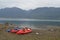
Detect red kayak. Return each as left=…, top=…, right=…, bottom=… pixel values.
left=16, top=29, right=25, bottom=34
left=25, top=28, right=32, bottom=33
left=16, top=28, right=32, bottom=34
left=11, top=29, right=18, bottom=33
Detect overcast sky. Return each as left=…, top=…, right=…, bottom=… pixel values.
left=0, top=0, right=60, bottom=10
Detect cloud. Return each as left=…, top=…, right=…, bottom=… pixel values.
left=0, top=0, right=60, bottom=10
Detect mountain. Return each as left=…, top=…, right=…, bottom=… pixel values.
left=0, top=7, right=27, bottom=18
left=0, top=7, right=60, bottom=19
left=28, top=7, right=60, bottom=19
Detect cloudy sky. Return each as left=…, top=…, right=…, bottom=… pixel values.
left=0, top=0, right=60, bottom=10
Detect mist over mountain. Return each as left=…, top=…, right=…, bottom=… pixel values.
left=0, top=7, right=60, bottom=19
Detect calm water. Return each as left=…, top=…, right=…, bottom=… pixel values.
left=0, top=19, right=60, bottom=28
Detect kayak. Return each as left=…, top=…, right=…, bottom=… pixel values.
left=16, top=29, right=26, bottom=34
left=16, top=29, right=32, bottom=34
left=11, top=29, right=18, bottom=33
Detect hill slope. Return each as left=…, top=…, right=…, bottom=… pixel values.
left=0, top=7, right=60, bottom=19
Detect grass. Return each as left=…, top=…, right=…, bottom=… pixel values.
left=0, top=26, right=60, bottom=40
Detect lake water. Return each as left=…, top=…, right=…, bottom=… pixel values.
left=0, top=19, right=60, bottom=28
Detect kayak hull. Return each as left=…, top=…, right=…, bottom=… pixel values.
left=11, top=29, right=18, bottom=33
left=16, top=29, right=32, bottom=34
